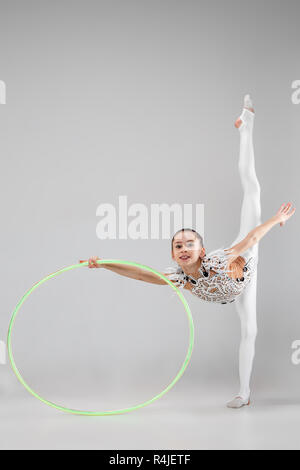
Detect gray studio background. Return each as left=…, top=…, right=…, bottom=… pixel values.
left=0, top=0, right=299, bottom=450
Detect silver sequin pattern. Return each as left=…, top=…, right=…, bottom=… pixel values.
left=164, top=247, right=258, bottom=304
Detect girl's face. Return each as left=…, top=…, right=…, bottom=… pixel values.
left=172, top=231, right=205, bottom=269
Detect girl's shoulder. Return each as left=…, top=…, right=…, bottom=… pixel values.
left=164, top=266, right=187, bottom=289
left=204, top=246, right=258, bottom=277
left=202, top=247, right=233, bottom=274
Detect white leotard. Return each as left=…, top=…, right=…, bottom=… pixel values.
left=165, top=247, right=258, bottom=304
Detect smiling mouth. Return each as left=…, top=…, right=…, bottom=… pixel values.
left=180, top=256, right=190, bottom=260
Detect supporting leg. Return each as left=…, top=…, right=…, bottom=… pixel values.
left=236, top=268, right=258, bottom=400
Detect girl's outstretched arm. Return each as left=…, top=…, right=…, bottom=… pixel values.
left=80, top=256, right=167, bottom=285
left=225, top=202, right=296, bottom=262
left=248, top=202, right=296, bottom=242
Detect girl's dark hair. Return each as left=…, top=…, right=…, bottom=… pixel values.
left=171, top=228, right=204, bottom=251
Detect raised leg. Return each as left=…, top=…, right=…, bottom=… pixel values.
left=231, top=107, right=262, bottom=247
left=227, top=97, right=261, bottom=409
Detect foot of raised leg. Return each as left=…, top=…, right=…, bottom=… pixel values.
left=235, top=94, right=255, bottom=129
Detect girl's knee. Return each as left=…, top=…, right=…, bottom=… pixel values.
left=242, top=325, right=257, bottom=341
left=242, top=178, right=261, bottom=196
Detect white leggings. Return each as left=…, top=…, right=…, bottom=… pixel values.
left=230, top=109, right=261, bottom=400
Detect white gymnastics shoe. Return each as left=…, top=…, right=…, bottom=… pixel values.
left=235, top=94, right=255, bottom=130
left=226, top=395, right=251, bottom=409
left=243, top=93, right=254, bottom=111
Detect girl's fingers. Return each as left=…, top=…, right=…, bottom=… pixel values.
left=84, top=256, right=100, bottom=268
left=91, top=257, right=100, bottom=268
left=87, top=257, right=97, bottom=268
left=288, top=207, right=296, bottom=217
left=283, top=202, right=292, bottom=213
left=279, top=203, right=285, bottom=212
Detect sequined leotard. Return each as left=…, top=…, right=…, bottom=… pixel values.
left=164, top=247, right=258, bottom=304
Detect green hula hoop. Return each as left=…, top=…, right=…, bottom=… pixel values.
left=7, top=259, right=194, bottom=416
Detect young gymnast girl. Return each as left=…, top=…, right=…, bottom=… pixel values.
left=83, top=95, right=295, bottom=409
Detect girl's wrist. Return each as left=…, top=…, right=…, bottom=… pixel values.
left=271, top=215, right=281, bottom=225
